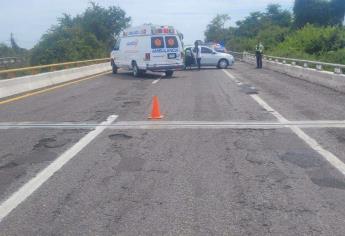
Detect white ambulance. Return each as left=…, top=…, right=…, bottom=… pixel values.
left=110, top=24, right=184, bottom=77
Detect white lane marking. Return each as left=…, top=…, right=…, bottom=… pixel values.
left=152, top=79, right=161, bottom=84
left=0, top=115, right=118, bottom=222
left=290, top=126, right=345, bottom=175
left=223, top=69, right=243, bottom=85
left=251, top=94, right=289, bottom=123
left=1, top=120, right=345, bottom=129
left=223, top=70, right=345, bottom=176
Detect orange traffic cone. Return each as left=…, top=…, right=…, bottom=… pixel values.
left=149, top=96, right=164, bottom=119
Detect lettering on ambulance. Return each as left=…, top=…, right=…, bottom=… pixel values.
left=126, top=39, right=139, bottom=47
left=127, top=29, right=147, bottom=36
left=167, top=48, right=178, bottom=53
left=151, top=37, right=165, bottom=54
left=152, top=48, right=167, bottom=53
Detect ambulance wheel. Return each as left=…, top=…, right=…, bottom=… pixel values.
left=166, top=70, right=174, bottom=78
left=133, top=63, right=140, bottom=77
left=111, top=60, right=118, bottom=74
left=132, top=62, right=145, bottom=77
left=112, top=64, right=118, bottom=74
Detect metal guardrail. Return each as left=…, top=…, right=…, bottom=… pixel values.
left=242, top=52, right=344, bottom=74
left=0, top=57, right=25, bottom=68
left=228, top=51, right=244, bottom=61
left=0, top=57, right=27, bottom=70
left=0, top=58, right=110, bottom=79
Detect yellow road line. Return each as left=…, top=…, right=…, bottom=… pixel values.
left=0, top=71, right=111, bottom=105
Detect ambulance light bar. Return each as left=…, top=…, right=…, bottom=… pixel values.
left=152, top=26, right=176, bottom=35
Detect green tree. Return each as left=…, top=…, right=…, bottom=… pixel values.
left=293, top=0, right=345, bottom=27
left=0, top=34, right=28, bottom=59
left=329, top=0, right=345, bottom=25
left=205, top=14, right=231, bottom=42
left=10, top=33, right=20, bottom=52
left=77, top=2, right=131, bottom=49
left=257, top=25, right=290, bottom=51
left=264, top=4, right=292, bottom=27
left=31, top=26, right=104, bottom=65
left=236, top=12, right=265, bottom=38
left=0, top=43, right=15, bottom=58
left=294, top=0, right=332, bottom=28
left=30, top=2, right=131, bottom=65
left=216, top=4, right=292, bottom=51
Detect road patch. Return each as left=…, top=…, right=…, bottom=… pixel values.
left=223, top=69, right=345, bottom=176
left=0, top=115, right=118, bottom=222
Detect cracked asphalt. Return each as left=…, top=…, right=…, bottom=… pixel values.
left=0, top=62, right=345, bottom=235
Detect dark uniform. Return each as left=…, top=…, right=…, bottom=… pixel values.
left=185, top=48, right=194, bottom=69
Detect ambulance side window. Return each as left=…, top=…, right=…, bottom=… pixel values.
left=151, top=37, right=165, bottom=49
left=113, top=39, right=121, bottom=51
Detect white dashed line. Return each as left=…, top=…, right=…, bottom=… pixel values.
left=223, top=69, right=345, bottom=176
left=0, top=115, right=118, bottom=222
left=152, top=79, right=161, bottom=84
left=223, top=69, right=243, bottom=85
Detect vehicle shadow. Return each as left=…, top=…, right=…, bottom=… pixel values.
left=113, top=67, right=233, bottom=80
left=115, top=71, right=165, bottom=80
left=183, top=66, right=233, bottom=71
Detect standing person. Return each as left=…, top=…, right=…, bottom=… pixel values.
left=194, top=41, right=202, bottom=70
left=255, top=41, right=264, bottom=69
left=184, top=48, right=194, bottom=70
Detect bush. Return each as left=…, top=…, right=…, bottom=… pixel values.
left=269, top=24, right=345, bottom=64
left=257, top=25, right=290, bottom=51
left=31, top=27, right=105, bottom=65
left=323, top=48, right=345, bottom=64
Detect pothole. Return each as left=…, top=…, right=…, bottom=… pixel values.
left=279, top=151, right=323, bottom=168
left=240, top=84, right=258, bottom=95
left=0, top=161, right=19, bottom=170
left=121, top=101, right=141, bottom=108
left=108, top=133, right=133, bottom=141
left=327, top=129, right=345, bottom=143
left=116, top=157, right=145, bottom=172
left=311, top=177, right=345, bottom=190
left=33, top=137, right=71, bottom=150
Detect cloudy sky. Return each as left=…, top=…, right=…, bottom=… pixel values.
left=0, top=0, right=294, bottom=49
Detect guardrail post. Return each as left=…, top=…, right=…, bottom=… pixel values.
left=7, top=72, right=16, bottom=79
left=292, top=61, right=296, bottom=65
left=316, top=64, right=322, bottom=71
left=31, top=69, right=38, bottom=75
left=282, top=60, right=286, bottom=64
left=303, top=63, right=308, bottom=68
left=334, top=68, right=343, bottom=74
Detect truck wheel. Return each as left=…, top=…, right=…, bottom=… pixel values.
left=218, top=59, right=229, bottom=69
left=166, top=70, right=174, bottom=78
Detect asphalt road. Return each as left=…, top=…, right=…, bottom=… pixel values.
left=0, top=62, right=345, bottom=235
